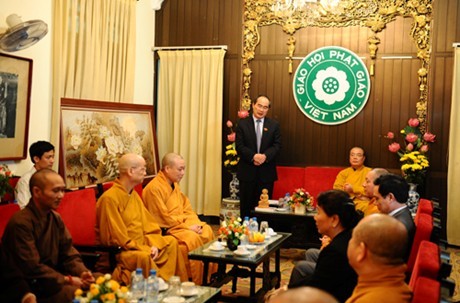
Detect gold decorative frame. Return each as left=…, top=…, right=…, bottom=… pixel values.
left=0, top=53, right=32, bottom=160
left=60, top=98, right=159, bottom=188
left=242, top=0, right=432, bottom=131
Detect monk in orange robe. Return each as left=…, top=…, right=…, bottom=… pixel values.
left=96, top=153, right=187, bottom=285
left=333, top=147, right=372, bottom=213
left=143, top=153, right=215, bottom=284
left=362, top=168, right=389, bottom=216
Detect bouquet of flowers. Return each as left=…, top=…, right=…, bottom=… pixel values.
left=218, top=216, right=247, bottom=246
left=223, top=111, right=249, bottom=175
left=224, top=120, right=240, bottom=174
left=0, top=164, right=13, bottom=199
left=287, top=188, right=313, bottom=208
left=385, top=117, right=436, bottom=186
left=74, top=274, right=129, bottom=303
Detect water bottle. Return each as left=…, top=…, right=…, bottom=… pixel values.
left=284, top=193, right=290, bottom=204
left=250, top=217, right=259, bottom=233
left=241, top=216, right=250, bottom=245
left=146, top=269, right=159, bottom=303
left=243, top=216, right=250, bottom=228
left=131, top=268, right=145, bottom=301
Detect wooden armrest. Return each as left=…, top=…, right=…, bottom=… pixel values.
left=75, top=245, right=122, bottom=272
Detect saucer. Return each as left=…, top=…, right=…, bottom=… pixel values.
left=163, top=296, right=186, bottom=303
left=180, top=288, right=199, bottom=297
left=245, top=244, right=256, bottom=250
left=233, top=249, right=251, bottom=256
left=209, top=245, right=224, bottom=251
left=158, top=278, right=168, bottom=291
left=275, top=208, right=288, bottom=212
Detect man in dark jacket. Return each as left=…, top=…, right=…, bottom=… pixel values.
left=236, top=95, right=281, bottom=218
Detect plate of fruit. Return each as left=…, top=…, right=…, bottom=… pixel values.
left=248, top=231, right=266, bottom=244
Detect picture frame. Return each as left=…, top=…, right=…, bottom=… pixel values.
left=60, top=98, right=159, bottom=188
left=0, top=53, right=32, bottom=160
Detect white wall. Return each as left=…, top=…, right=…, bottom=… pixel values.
left=0, top=0, right=155, bottom=177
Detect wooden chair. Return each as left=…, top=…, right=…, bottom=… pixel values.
left=56, top=188, right=120, bottom=271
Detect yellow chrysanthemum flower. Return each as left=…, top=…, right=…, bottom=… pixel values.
left=74, top=288, right=83, bottom=297
left=96, top=276, right=105, bottom=285
left=90, top=287, right=100, bottom=296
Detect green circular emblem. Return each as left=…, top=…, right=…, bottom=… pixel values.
left=293, top=46, right=371, bottom=125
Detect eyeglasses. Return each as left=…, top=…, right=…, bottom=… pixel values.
left=255, top=104, right=269, bottom=110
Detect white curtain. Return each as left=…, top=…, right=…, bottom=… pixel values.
left=447, top=45, right=460, bottom=245
left=157, top=49, right=226, bottom=216
left=51, top=0, right=136, bottom=161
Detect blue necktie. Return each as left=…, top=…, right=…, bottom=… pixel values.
left=256, top=119, right=262, bottom=153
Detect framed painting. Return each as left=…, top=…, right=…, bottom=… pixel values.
left=60, top=98, right=159, bottom=188
left=0, top=53, right=32, bottom=160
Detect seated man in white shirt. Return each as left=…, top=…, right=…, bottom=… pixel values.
left=15, top=141, right=55, bottom=209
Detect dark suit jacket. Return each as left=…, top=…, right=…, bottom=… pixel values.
left=235, top=116, right=281, bottom=182
left=392, top=206, right=415, bottom=259
left=290, top=229, right=358, bottom=303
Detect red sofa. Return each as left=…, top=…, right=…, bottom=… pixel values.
left=272, top=166, right=344, bottom=201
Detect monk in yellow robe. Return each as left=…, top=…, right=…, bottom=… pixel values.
left=333, top=147, right=372, bottom=213
left=143, top=153, right=215, bottom=285
left=362, top=168, right=389, bottom=216
left=96, top=153, right=188, bottom=285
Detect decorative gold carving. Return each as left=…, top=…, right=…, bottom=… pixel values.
left=241, top=0, right=433, bottom=129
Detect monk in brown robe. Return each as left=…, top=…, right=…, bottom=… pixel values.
left=2, top=169, right=95, bottom=303
left=96, top=153, right=187, bottom=285
left=143, top=153, right=215, bottom=284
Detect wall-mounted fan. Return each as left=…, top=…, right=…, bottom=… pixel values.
left=0, top=14, right=48, bottom=52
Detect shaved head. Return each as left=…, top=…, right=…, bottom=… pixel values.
left=268, top=287, right=338, bottom=303
left=118, top=153, right=145, bottom=175
left=29, top=168, right=62, bottom=193
left=352, top=214, right=407, bottom=265
left=161, top=152, right=183, bottom=169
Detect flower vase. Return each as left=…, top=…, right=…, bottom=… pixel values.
left=294, top=204, right=306, bottom=214
left=227, top=237, right=240, bottom=251
left=229, top=173, right=240, bottom=200
left=407, top=183, right=420, bottom=216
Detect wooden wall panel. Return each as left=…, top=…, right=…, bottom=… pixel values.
left=154, top=0, right=460, bottom=237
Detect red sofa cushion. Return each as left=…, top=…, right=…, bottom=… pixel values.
left=409, top=240, right=440, bottom=289
left=407, top=213, right=433, bottom=273
left=411, top=276, right=440, bottom=303
left=304, top=166, right=343, bottom=200
left=272, top=166, right=305, bottom=200
left=57, top=188, right=97, bottom=246
left=0, top=203, right=20, bottom=241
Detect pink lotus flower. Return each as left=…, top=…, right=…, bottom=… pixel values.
left=420, top=145, right=429, bottom=152
left=405, top=133, right=418, bottom=143
left=406, top=143, right=414, bottom=151
left=423, top=132, right=436, bottom=142
left=227, top=132, right=236, bottom=142
left=408, top=118, right=420, bottom=127
left=386, top=131, right=395, bottom=139
left=238, top=110, right=249, bottom=118
left=226, top=120, right=233, bottom=128
left=388, top=142, right=401, bottom=153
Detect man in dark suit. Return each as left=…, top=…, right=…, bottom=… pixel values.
left=236, top=95, right=281, bottom=218
left=373, top=174, right=415, bottom=260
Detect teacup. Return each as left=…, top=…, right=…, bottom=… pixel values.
left=235, top=245, right=248, bottom=254
left=211, top=241, right=224, bottom=250
left=181, top=281, right=196, bottom=296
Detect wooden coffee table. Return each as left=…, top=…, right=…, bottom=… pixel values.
left=252, top=208, right=321, bottom=249
left=188, top=232, right=291, bottom=302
